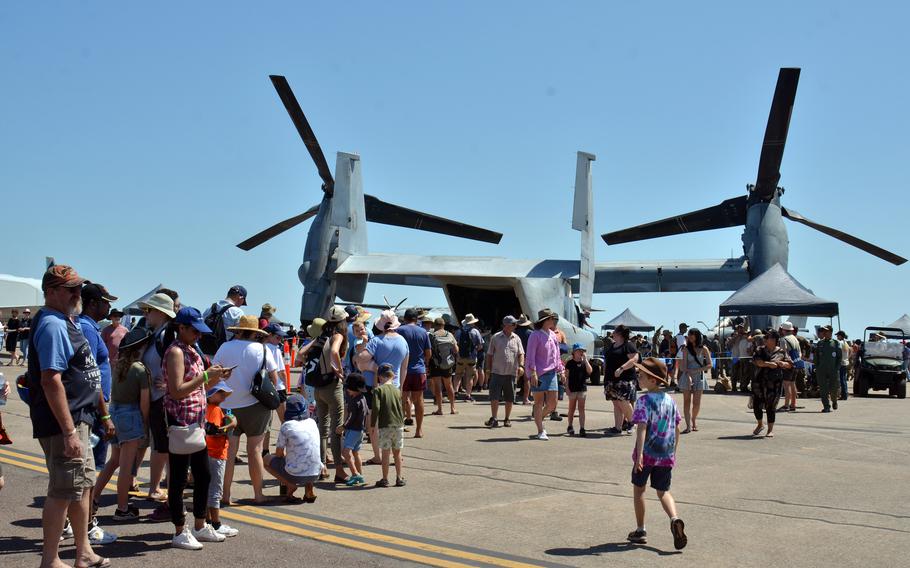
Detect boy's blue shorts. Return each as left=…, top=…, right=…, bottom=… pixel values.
left=631, top=465, right=672, bottom=491
left=343, top=429, right=363, bottom=451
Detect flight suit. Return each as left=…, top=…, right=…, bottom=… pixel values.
left=815, top=338, right=842, bottom=409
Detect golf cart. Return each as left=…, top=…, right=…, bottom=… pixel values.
left=854, top=327, right=907, bottom=398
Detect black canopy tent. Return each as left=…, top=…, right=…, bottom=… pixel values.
left=719, top=264, right=839, bottom=318
left=601, top=308, right=655, bottom=332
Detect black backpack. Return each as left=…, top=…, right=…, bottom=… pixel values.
left=457, top=327, right=475, bottom=359
left=431, top=331, right=457, bottom=371
left=199, top=303, right=233, bottom=356
left=303, top=335, right=333, bottom=388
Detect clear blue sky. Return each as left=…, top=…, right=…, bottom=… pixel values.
left=2, top=1, right=907, bottom=336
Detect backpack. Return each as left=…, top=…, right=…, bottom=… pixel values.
left=199, top=303, right=233, bottom=356
left=303, top=335, right=333, bottom=388
left=431, top=331, right=457, bottom=371
left=457, top=327, right=475, bottom=360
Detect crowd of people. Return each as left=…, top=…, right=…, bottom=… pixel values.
left=9, top=265, right=906, bottom=563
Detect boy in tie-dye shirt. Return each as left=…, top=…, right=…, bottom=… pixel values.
left=627, top=357, right=687, bottom=551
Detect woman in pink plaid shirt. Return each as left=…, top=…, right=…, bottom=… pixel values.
left=164, top=307, right=233, bottom=551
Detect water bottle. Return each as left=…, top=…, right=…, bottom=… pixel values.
left=0, top=372, right=7, bottom=406
left=89, top=432, right=100, bottom=448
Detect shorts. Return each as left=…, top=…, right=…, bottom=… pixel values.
left=149, top=397, right=169, bottom=453
left=343, top=429, right=363, bottom=451
left=489, top=373, right=515, bottom=402
left=269, top=456, right=319, bottom=486
left=631, top=465, right=672, bottom=492
left=109, top=402, right=145, bottom=444
left=678, top=372, right=707, bottom=392
left=402, top=372, right=427, bottom=392
left=567, top=391, right=587, bottom=401
left=455, top=358, right=477, bottom=377
left=207, top=456, right=226, bottom=509
left=230, top=403, right=273, bottom=437
left=605, top=380, right=637, bottom=402
left=531, top=370, right=558, bottom=393
left=428, top=364, right=454, bottom=378
left=378, top=426, right=404, bottom=450
left=38, top=423, right=96, bottom=500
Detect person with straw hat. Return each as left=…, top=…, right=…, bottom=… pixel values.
left=313, top=305, right=350, bottom=483
left=213, top=315, right=280, bottom=505
left=526, top=309, right=565, bottom=441
left=627, top=357, right=687, bottom=551
left=453, top=313, right=484, bottom=402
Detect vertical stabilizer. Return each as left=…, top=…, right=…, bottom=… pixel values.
left=573, top=151, right=596, bottom=311
left=332, top=152, right=368, bottom=258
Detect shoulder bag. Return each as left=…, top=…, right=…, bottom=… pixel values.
left=251, top=344, right=281, bottom=410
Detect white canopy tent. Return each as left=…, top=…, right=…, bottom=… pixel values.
left=0, top=273, right=43, bottom=310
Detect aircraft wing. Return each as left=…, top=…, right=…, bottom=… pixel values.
left=335, top=254, right=749, bottom=292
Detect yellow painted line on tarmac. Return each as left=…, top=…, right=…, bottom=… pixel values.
left=0, top=451, right=555, bottom=568
left=218, top=508, right=475, bottom=568
left=231, top=504, right=543, bottom=568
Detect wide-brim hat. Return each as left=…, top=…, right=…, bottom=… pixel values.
left=536, top=308, right=559, bottom=324
left=108, top=308, right=125, bottom=318
left=120, top=327, right=153, bottom=351
left=633, top=357, right=669, bottom=386
left=378, top=309, right=401, bottom=331
left=138, top=293, right=176, bottom=319
left=779, top=321, right=795, bottom=331
left=227, top=315, right=267, bottom=336
left=306, top=318, right=326, bottom=338
left=261, top=303, right=277, bottom=315
left=461, top=313, right=479, bottom=326
left=285, top=394, right=309, bottom=420
left=516, top=314, right=532, bottom=327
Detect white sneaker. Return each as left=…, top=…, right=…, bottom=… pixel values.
left=60, top=520, right=74, bottom=541
left=537, top=430, right=549, bottom=440
left=215, top=524, right=239, bottom=537
left=172, top=527, right=203, bottom=550
left=88, top=525, right=118, bottom=545
left=192, top=524, right=226, bottom=543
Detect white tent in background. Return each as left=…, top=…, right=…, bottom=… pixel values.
left=886, top=314, right=910, bottom=337
left=121, top=284, right=164, bottom=316
left=0, top=274, right=43, bottom=309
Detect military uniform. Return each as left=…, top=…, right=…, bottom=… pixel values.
left=815, top=337, right=842, bottom=410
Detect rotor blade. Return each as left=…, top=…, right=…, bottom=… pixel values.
left=781, top=207, right=907, bottom=265
left=269, top=75, right=334, bottom=194
left=602, top=196, right=747, bottom=245
left=753, top=68, right=800, bottom=199
left=236, top=204, right=321, bottom=251
left=363, top=194, right=503, bottom=244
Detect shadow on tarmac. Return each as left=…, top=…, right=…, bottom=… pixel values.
left=545, top=542, right=681, bottom=557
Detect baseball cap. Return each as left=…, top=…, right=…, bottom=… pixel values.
left=174, top=306, right=212, bottom=334
left=81, top=282, right=118, bottom=304
left=206, top=383, right=234, bottom=398
left=344, top=305, right=360, bottom=322
left=502, top=315, right=518, bottom=326
left=228, top=285, right=248, bottom=305
left=572, top=342, right=586, bottom=352
left=41, top=264, right=86, bottom=291
left=264, top=322, right=287, bottom=337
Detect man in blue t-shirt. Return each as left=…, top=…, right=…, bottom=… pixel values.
left=397, top=309, right=432, bottom=437
left=28, top=265, right=111, bottom=568
left=79, top=283, right=118, bottom=470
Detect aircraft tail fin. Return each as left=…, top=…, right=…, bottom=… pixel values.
left=573, top=151, right=596, bottom=311
left=331, top=152, right=369, bottom=302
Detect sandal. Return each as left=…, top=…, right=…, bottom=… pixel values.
left=753, top=425, right=765, bottom=437
left=765, top=432, right=775, bottom=438
left=431, top=410, right=444, bottom=416
left=285, top=495, right=304, bottom=504
left=681, top=428, right=691, bottom=434
left=78, top=557, right=112, bottom=568
left=364, top=457, right=382, bottom=466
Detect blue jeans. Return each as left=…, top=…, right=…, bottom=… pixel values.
left=839, top=366, right=848, bottom=399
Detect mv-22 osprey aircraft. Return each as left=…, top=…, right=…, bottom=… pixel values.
left=239, top=69, right=905, bottom=349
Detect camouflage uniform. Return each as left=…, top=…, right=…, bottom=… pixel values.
left=815, top=337, right=842, bottom=410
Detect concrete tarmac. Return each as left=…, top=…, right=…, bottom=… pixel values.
left=1, top=363, right=908, bottom=567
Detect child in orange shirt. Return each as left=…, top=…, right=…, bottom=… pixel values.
left=205, top=384, right=238, bottom=537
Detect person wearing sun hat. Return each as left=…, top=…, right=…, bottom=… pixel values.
left=212, top=314, right=280, bottom=506
left=312, top=305, right=351, bottom=482
left=627, top=357, right=687, bottom=551
left=525, top=308, right=565, bottom=440
left=101, top=308, right=129, bottom=367
left=454, top=313, right=484, bottom=402
left=137, top=291, right=177, bottom=507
